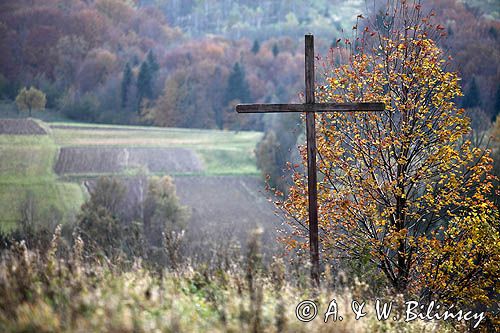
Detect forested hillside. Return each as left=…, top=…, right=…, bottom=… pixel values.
left=1, top=1, right=499, bottom=331
left=150, top=0, right=363, bottom=39
left=0, top=0, right=180, bottom=124
left=1, top=1, right=498, bottom=130
left=0, top=0, right=350, bottom=129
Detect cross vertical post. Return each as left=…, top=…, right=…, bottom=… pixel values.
left=304, top=34, right=320, bottom=287
left=235, top=34, right=384, bottom=288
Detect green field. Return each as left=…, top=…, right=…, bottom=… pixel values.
left=0, top=120, right=263, bottom=231
left=0, top=135, right=84, bottom=230
left=50, top=122, right=262, bottom=176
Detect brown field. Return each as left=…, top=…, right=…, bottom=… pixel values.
left=84, top=175, right=285, bottom=257
left=173, top=175, right=284, bottom=257
left=0, top=119, right=48, bottom=135
left=55, top=147, right=204, bottom=174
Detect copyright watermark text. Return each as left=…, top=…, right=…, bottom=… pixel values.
left=295, top=299, right=486, bottom=329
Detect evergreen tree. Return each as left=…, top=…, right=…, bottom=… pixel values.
left=137, top=61, right=153, bottom=112
left=134, top=51, right=159, bottom=113
left=272, top=43, right=279, bottom=57
left=462, top=77, right=480, bottom=109
left=225, top=62, right=251, bottom=105
left=493, top=84, right=500, bottom=121
left=146, top=50, right=159, bottom=73
left=132, top=55, right=139, bottom=66
left=251, top=40, right=260, bottom=54
left=121, top=62, right=132, bottom=108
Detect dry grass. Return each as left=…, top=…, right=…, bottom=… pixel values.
left=0, top=228, right=459, bottom=333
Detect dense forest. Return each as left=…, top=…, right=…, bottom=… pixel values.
left=1, top=0, right=342, bottom=129
left=1, top=1, right=498, bottom=127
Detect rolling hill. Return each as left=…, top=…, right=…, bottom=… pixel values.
left=0, top=120, right=283, bottom=252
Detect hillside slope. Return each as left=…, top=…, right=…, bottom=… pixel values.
left=0, top=120, right=282, bottom=250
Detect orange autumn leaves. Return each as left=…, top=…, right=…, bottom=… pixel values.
left=278, top=1, right=499, bottom=306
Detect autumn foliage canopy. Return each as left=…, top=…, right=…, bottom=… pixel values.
left=280, top=1, right=499, bottom=309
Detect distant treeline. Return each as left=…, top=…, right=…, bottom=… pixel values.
left=0, top=1, right=497, bottom=130
left=0, top=0, right=346, bottom=130
left=148, top=0, right=357, bottom=40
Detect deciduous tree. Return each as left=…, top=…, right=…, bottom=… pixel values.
left=15, top=86, right=46, bottom=117
left=143, top=175, right=189, bottom=265
left=280, top=1, right=499, bottom=308
left=78, top=176, right=126, bottom=257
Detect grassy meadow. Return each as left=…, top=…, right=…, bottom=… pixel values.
left=0, top=134, right=84, bottom=230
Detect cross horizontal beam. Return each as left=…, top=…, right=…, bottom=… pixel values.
left=236, top=102, right=385, bottom=113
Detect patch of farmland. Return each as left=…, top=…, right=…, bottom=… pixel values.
left=49, top=122, right=261, bottom=175
left=0, top=119, right=48, bottom=135
left=49, top=123, right=262, bottom=149
left=173, top=176, right=285, bottom=257
left=0, top=134, right=84, bottom=229
left=0, top=136, right=57, bottom=180
left=128, top=148, right=203, bottom=172
left=55, top=147, right=204, bottom=174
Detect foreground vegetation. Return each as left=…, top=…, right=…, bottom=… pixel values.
left=0, top=168, right=495, bottom=332
left=0, top=227, right=467, bottom=333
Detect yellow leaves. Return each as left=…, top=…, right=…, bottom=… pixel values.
left=418, top=206, right=500, bottom=306
left=278, top=11, right=497, bottom=306
left=396, top=155, right=408, bottom=166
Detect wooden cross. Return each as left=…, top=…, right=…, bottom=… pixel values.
left=236, top=34, right=384, bottom=287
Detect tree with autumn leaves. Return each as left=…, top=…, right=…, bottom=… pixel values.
left=15, top=87, right=46, bottom=117
left=280, top=0, right=499, bottom=311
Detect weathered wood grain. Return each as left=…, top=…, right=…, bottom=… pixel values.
left=236, top=102, right=385, bottom=113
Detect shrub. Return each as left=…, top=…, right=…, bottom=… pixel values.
left=59, top=90, right=100, bottom=122
left=78, top=176, right=126, bottom=257
left=143, top=176, right=189, bottom=268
